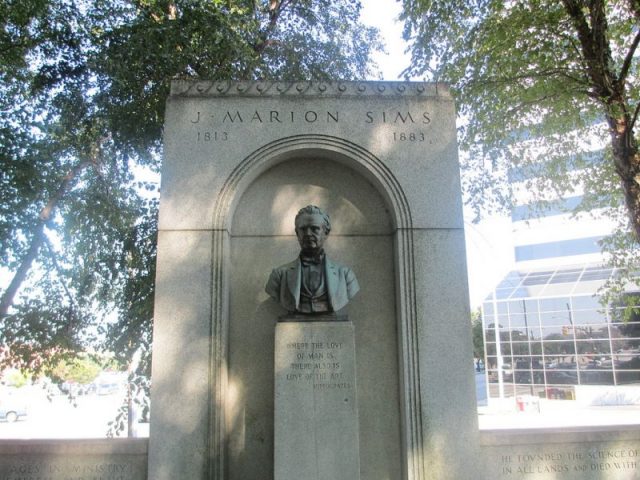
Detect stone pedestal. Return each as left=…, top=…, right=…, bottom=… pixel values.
left=274, top=321, right=360, bottom=480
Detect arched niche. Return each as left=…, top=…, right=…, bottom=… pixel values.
left=209, top=136, right=425, bottom=480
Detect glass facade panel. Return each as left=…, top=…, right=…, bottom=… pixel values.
left=571, top=309, right=606, bottom=325
left=616, top=364, right=640, bottom=384
left=540, top=326, right=569, bottom=338
left=542, top=283, right=575, bottom=296
left=545, top=369, right=579, bottom=385
left=509, top=313, right=539, bottom=328
left=548, top=272, right=581, bottom=284
left=572, top=295, right=601, bottom=310
left=482, top=267, right=640, bottom=397
left=498, top=271, right=525, bottom=288
left=575, top=339, right=612, bottom=355
left=577, top=354, right=614, bottom=368
left=574, top=325, right=609, bottom=339
left=512, top=356, right=544, bottom=368
left=511, top=342, right=534, bottom=355
left=515, top=237, right=603, bottom=262
left=573, top=281, right=605, bottom=295
left=508, top=300, right=526, bottom=315
left=539, top=297, right=571, bottom=312
left=540, top=311, right=571, bottom=326
left=610, top=322, right=640, bottom=338
left=543, top=341, right=576, bottom=355
left=612, top=338, right=640, bottom=352
left=495, top=288, right=513, bottom=299
left=580, top=269, right=613, bottom=281
left=485, top=356, right=498, bottom=368
left=524, top=299, right=539, bottom=314
left=522, top=274, right=552, bottom=286
left=510, top=327, right=541, bottom=342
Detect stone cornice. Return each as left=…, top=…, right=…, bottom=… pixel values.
left=170, top=80, right=449, bottom=98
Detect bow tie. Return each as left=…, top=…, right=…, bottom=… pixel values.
left=300, top=251, right=324, bottom=265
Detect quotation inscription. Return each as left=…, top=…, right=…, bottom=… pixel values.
left=284, top=341, right=352, bottom=390
left=2, top=462, right=132, bottom=480
left=190, top=109, right=434, bottom=145
left=500, top=448, right=638, bottom=476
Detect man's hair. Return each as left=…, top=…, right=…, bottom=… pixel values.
left=294, top=205, right=331, bottom=234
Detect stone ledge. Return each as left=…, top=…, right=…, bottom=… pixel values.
left=0, top=438, right=149, bottom=455
left=480, top=426, right=640, bottom=446
left=170, top=80, right=449, bottom=98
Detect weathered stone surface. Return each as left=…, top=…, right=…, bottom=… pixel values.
left=480, top=429, right=640, bottom=479
left=153, top=80, right=473, bottom=480
left=160, top=81, right=462, bottom=232
left=147, top=230, right=213, bottom=480
left=274, top=321, right=360, bottom=480
left=0, top=439, right=147, bottom=480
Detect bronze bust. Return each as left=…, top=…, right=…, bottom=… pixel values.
left=265, top=205, right=359, bottom=315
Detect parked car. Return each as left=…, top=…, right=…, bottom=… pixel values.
left=0, top=398, right=27, bottom=422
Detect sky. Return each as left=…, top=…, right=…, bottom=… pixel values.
left=360, top=1, right=412, bottom=81
left=360, top=1, right=516, bottom=308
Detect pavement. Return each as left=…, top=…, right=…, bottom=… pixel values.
left=475, top=372, right=640, bottom=430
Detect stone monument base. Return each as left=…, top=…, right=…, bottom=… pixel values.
left=274, top=320, right=360, bottom=480
left=0, top=438, right=147, bottom=480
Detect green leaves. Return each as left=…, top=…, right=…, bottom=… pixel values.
left=402, top=0, right=639, bottom=225
left=0, top=0, right=382, bottom=391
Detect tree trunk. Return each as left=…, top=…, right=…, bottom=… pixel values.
left=562, top=0, right=640, bottom=241
left=610, top=119, right=640, bottom=241
left=0, top=160, right=91, bottom=318
left=0, top=223, right=46, bottom=317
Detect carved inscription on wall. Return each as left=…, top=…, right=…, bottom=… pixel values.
left=0, top=461, right=143, bottom=480
left=187, top=108, right=434, bottom=146
left=484, top=445, right=640, bottom=479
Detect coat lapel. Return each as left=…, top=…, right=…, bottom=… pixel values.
left=286, top=259, right=302, bottom=309
left=325, top=257, right=338, bottom=307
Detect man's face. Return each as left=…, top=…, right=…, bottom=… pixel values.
left=295, top=213, right=328, bottom=252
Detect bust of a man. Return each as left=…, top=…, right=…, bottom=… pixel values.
left=265, top=205, right=359, bottom=315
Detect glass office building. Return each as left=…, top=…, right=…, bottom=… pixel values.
left=482, top=264, right=640, bottom=399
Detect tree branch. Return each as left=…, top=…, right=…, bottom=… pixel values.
left=562, top=0, right=619, bottom=103
left=0, top=223, right=46, bottom=319
left=0, top=159, right=92, bottom=318
left=630, top=101, right=640, bottom=133
left=618, top=28, right=640, bottom=86
left=254, top=0, right=297, bottom=54
left=43, top=235, right=76, bottom=309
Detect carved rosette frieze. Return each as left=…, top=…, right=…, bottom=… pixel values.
left=170, top=80, right=446, bottom=98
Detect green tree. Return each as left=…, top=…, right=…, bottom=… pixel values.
left=471, top=310, right=485, bottom=359
left=0, top=0, right=381, bottom=381
left=401, top=1, right=639, bottom=241
left=49, top=355, right=102, bottom=385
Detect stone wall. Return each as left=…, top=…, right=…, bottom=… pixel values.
left=0, top=439, right=147, bottom=480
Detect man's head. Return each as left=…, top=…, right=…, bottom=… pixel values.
left=294, top=205, right=331, bottom=253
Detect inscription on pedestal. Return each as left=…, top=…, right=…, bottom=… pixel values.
left=275, top=321, right=360, bottom=480
left=284, top=339, right=352, bottom=390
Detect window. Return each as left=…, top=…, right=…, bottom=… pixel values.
left=515, top=237, right=604, bottom=261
